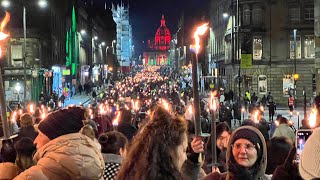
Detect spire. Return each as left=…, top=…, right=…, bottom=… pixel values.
left=71, top=6, right=76, bottom=32
left=160, top=14, right=166, bottom=26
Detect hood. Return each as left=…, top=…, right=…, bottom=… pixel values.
left=0, top=162, right=20, bottom=179
left=226, top=126, right=267, bottom=178
left=34, top=133, right=104, bottom=179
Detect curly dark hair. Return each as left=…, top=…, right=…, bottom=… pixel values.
left=117, top=106, right=188, bottom=180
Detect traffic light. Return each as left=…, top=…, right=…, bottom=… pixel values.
left=294, top=73, right=299, bottom=80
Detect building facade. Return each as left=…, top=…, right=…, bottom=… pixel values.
left=209, top=0, right=316, bottom=106
left=143, top=15, right=171, bottom=66
left=112, top=3, right=133, bottom=72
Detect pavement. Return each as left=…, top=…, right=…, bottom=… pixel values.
left=65, top=93, right=93, bottom=106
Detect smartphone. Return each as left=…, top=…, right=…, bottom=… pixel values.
left=296, top=129, right=313, bottom=162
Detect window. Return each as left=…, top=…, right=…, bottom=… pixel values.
left=252, top=6, right=262, bottom=25
left=304, top=3, right=314, bottom=23
left=253, top=37, right=263, bottom=60
left=11, top=45, right=23, bottom=67
left=289, top=7, right=300, bottom=23
left=304, top=35, right=315, bottom=58
left=283, top=75, right=294, bottom=96
left=290, top=35, right=301, bottom=59
left=243, top=5, right=250, bottom=25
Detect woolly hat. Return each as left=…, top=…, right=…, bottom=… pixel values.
left=299, top=127, right=320, bottom=179
left=231, top=127, right=263, bottom=154
left=38, top=107, right=85, bottom=140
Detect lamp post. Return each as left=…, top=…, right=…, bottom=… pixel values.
left=293, top=29, right=297, bottom=107
left=1, top=0, right=48, bottom=107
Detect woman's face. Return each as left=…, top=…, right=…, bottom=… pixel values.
left=34, top=131, right=50, bottom=149
left=232, top=139, right=258, bottom=168
left=216, top=131, right=230, bottom=151
left=173, top=133, right=188, bottom=171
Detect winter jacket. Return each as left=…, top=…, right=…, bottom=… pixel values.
left=14, top=133, right=105, bottom=180
left=272, top=124, right=295, bottom=144
left=17, top=126, right=38, bottom=142
left=0, top=162, right=20, bottom=179
left=202, top=126, right=271, bottom=180
left=102, top=153, right=123, bottom=180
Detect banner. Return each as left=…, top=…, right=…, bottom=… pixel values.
left=241, top=54, right=252, bottom=69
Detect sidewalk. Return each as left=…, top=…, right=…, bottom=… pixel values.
left=65, top=93, right=93, bottom=106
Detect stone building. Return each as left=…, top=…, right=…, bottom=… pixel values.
left=209, top=0, right=315, bottom=106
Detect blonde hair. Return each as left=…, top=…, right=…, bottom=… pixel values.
left=80, top=124, right=96, bottom=140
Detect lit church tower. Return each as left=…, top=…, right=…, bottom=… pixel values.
left=143, top=15, right=171, bottom=66
left=155, top=15, right=171, bottom=51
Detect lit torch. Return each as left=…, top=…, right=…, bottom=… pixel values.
left=112, top=111, right=121, bottom=130
left=309, top=108, right=317, bottom=128
left=209, top=91, right=218, bottom=165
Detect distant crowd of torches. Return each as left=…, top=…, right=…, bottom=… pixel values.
left=8, top=62, right=319, bottom=132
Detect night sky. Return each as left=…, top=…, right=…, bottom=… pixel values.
left=95, top=0, right=210, bottom=56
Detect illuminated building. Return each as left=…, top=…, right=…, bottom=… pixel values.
left=112, top=3, right=133, bottom=72
left=143, top=15, right=171, bottom=66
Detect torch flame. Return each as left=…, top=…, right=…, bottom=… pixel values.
left=112, top=111, right=121, bottom=126
left=210, top=91, right=217, bottom=111
left=253, top=111, right=259, bottom=124
left=188, top=105, right=193, bottom=114
left=309, top=108, right=317, bottom=128
left=193, top=23, right=209, bottom=54
left=0, top=12, right=10, bottom=41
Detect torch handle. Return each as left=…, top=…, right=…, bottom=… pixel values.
left=211, top=110, right=217, bottom=164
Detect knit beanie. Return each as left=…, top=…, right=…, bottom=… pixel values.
left=231, top=127, right=263, bottom=156
left=38, top=107, right=85, bottom=140
left=299, top=127, right=320, bottom=179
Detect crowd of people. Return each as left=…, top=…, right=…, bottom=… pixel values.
left=0, top=65, right=319, bottom=179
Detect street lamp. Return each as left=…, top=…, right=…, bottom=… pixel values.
left=1, top=0, right=48, bottom=106
left=80, top=29, right=86, bottom=35
left=1, top=0, right=9, bottom=8
left=293, top=29, right=297, bottom=107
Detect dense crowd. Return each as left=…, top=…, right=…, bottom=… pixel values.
left=0, top=66, right=319, bottom=180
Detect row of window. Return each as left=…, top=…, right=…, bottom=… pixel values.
left=252, top=35, right=315, bottom=60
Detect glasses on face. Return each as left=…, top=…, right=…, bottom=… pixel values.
left=231, top=143, right=256, bottom=151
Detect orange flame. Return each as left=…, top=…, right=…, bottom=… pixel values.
left=253, top=111, right=259, bottom=124
left=112, top=111, right=121, bottom=126
left=210, top=91, right=217, bottom=111
left=309, top=108, right=317, bottom=128
left=0, top=12, right=10, bottom=41
left=193, top=23, right=209, bottom=54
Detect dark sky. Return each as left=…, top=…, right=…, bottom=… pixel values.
left=95, top=0, right=210, bottom=56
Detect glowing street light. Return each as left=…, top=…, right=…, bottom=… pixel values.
left=222, top=13, right=229, bottom=19
left=80, top=29, right=86, bottom=35
left=38, top=0, right=47, bottom=8
left=1, top=0, right=10, bottom=8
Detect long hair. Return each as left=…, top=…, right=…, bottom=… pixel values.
left=14, top=137, right=36, bottom=171
left=117, top=106, right=187, bottom=180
